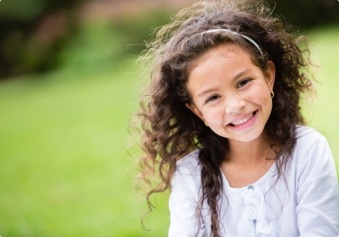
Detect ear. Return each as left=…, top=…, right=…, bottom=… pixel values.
left=186, top=103, right=205, bottom=121
left=265, top=61, right=275, bottom=90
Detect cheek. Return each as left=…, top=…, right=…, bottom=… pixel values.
left=249, top=86, right=271, bottom=107
left=201, top=108, right=224, bottom=126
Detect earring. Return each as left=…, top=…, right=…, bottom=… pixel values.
left=270, top=90, right=274, bottom=98
left=204, top=121, right=209, bottom=126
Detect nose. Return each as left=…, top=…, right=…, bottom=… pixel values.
left=225, top=94, right=246, bottom=114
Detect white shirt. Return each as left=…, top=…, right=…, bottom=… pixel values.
left=169, top=126, right=339, bottom=237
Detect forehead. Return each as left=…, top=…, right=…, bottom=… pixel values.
left=189, top=43, right=252, bottom=75
left=189, top=43, right=250, bottom=71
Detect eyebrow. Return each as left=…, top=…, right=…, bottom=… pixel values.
left=197, top=68, right=251, bottom=97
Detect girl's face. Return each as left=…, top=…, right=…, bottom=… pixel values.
left=186, top=43, right=275, bottom=145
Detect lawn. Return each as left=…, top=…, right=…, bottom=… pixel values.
left=303, top=24, right=339, bottom=166
left=0, top=24, right=338, bottom=236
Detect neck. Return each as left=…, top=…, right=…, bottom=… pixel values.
left=228, top=135, right=272, bottom=164
left=221, top=135, right=277, bottom=188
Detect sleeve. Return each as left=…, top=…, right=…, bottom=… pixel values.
left=168, top=168, right=207, bottom=237
left=296, top=136, right=339, bottom=236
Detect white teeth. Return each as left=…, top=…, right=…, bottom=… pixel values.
left=231, top=112, right=254, bottom=126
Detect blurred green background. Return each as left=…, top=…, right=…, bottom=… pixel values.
left=0, top=0, right=338, bottom=236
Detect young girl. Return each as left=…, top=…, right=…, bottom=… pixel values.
left=137, top=0, right=339, bottom=236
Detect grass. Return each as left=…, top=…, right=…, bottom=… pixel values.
left=0, top=24, right=338, bottom=236
left=303, top=24, right=339, bottom=170
left=0, top=60, right=169, bottom=236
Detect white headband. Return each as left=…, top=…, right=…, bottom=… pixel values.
left=200, top=29, right=263, bottom=57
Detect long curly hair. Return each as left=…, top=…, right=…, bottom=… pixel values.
left=136, top=0, right=312, bottom=236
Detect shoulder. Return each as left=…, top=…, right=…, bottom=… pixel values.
left=295, top=125, right=324, bottom=141
left=289, top=127, right=339, bottom=235
left=169, top=150, right=207, bottom=236
left=292, top=125, right=334, bottom=172
left=176, top=149, right=201, bottom=176
left=171, top=149, right=202, bottom=197
left=294, top=125, right=328, bottom=152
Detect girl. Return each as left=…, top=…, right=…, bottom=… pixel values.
left=137, top=0, right=339, bottom=236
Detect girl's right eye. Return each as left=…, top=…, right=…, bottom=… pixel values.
left=205, top=95, right=220, bottom=104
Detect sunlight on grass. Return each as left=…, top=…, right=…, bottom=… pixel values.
left=0, top=60, right=169, bottom=236
left=304, top=25, right=339, bottom=171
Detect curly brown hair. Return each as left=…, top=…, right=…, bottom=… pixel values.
left=136, top=0, right=312, bottom=236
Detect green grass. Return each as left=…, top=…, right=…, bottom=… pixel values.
left=303, top=24, right=339, bottom=171
left=0, top=24, right=338, bottom=236
left=0, top=60, right=169, bottom=236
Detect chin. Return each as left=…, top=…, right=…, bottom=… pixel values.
left=216, top=128, right=265, bottom=144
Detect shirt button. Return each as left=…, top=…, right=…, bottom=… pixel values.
left=247, top=185, right=254, bottom=190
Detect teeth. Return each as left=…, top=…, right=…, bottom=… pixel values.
left=231, top=112, right=254, bottom=126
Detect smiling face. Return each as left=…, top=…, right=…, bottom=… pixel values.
left=186, top=43, right=275, bottom=146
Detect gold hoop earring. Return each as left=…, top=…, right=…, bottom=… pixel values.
left=204, top=121, right=209, bottom=126
left=270, top=90, right=274, bottom=98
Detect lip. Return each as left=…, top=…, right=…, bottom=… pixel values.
left=226, top=110, right=258, bottom=130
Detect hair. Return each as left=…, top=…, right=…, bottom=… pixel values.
left=136, top=0, right=312, bottom=236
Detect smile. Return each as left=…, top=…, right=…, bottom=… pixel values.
left=229, top=111, right=257, bottom=127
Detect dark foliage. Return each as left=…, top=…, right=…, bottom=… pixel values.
left=0, top=0, right=338, bottom=79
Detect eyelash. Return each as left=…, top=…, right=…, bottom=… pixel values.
left=204, top=78, right=252, bottom=104
left=205, top=95, right=220, bottom=103
left=236, top=78, right=252, bottom=88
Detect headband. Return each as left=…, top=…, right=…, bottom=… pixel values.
left=200, top=29, right=263, bottom=57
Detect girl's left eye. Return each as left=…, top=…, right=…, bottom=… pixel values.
left=236, top=79, right=251, bottom=88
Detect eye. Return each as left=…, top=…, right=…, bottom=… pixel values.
left=236, top=79, right=252, bottom=89
left=205, top=94, right=220, bottom=104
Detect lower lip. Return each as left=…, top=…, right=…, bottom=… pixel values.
left=227, top=111, right=258, bottom=130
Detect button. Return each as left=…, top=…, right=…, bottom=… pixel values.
left=247, top=185, right=254, bottom=190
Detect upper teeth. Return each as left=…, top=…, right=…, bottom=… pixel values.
left=231, top=112, right=254, bottom=126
